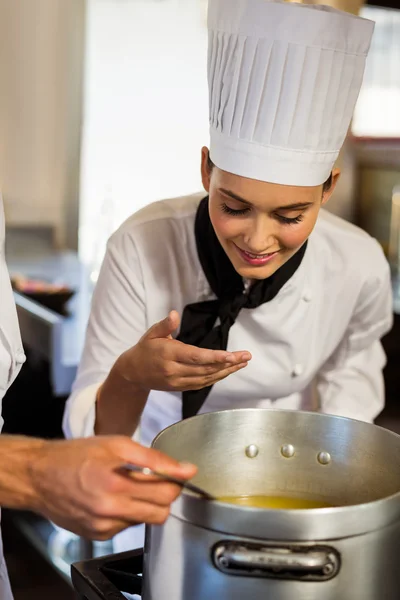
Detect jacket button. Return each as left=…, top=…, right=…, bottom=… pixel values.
left=303, top=290, right=312, bottom=302
left=292, top=364, right=303, bottom=377
left=16, top=351, right=26, bottom=364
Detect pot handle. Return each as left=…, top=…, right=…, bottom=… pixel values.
left=213, top=541, right=340, bottom=582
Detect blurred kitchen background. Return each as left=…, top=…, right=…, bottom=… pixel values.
left=0, top=0, right=399, bottom=598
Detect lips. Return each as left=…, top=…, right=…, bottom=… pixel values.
left=234, top=244, right=280, bottom=266
left=243, top=250, right=274, bottom=259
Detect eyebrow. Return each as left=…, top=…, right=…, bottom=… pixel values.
left=219, top=188, right=314, bottom=211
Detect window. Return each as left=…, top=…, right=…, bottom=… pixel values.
left=352, top=6, right=400, bottom=138
left=79, top=0, right=209, bottom=278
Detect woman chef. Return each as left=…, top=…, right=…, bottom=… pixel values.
left=64, top=0, right=392, bottom=554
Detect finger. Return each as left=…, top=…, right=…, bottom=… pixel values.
left=172, top=342, right=251, bottom=366
left=181, top=361, right=249, bottom=390
left=91, top=499, right=171, bottom=529
left=144, top=311, right=180, bottom=341
left=113, top=439, right=198, bottom=481
left=211, top=362, right=249, bottom=383
left=172, top=357, right=252, bottom=378
left=187, top=350, right=252, bottom=365
left=100, top=468, right=184, bottom=505
left=100, top=477, right=184, bottom=508
left=116, top=499, right=171, bottom=526
left=208, top=361, right=249, bottom=383
left=87, top=519, right=134, bottom=541
left=230, top=350, right=252, bottom=363
left=85, top=502, right=171, bottom=540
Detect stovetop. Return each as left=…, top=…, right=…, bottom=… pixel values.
left=71, top=548, right=144, bottom=599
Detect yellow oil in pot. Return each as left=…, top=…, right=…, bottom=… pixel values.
left=217, top=495, right=332, bottom=509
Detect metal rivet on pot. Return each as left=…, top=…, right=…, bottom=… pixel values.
left=281, top=444, right=295, bottom=458
left=323, top=563, right=335, bottom=576
left=245, top=444, right=259, bottom=458
left=317, top=451, right=332, bottom=465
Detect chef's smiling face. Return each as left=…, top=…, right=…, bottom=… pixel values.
left=201, top=147, right=340, bottom=280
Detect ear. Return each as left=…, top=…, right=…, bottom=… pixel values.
left=321, top=168, right=341, bottom=207
left=200, top=146, right=211, bottom=193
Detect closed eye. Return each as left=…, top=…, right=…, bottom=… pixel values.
left=276, top=214, right=304, bottom=225
left=221, top=202, right=305, bottom=224
left=221, top=203, right=250, bottom=216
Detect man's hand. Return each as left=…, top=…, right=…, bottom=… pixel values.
left=28, top=435, right=197, bottom=540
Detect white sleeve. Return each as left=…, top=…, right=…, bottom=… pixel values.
left=63, top=233, right=146, bottom=439
left=317, top=250, right=393, bottom=423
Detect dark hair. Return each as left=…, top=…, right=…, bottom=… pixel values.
left=207, top=154, right=333, bottom=193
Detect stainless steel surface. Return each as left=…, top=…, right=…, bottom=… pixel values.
left=143, top=408, right=400, bottom=600
left=151, top=409, right=400, bottom=539
left=120, top=463, right=215, bottom=500
left=143, top=506, right=400, bottom=600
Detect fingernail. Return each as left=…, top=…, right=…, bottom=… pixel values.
left=242, top=352, right=252, bottom=361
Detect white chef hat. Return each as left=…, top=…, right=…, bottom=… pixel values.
left=207, top=0, right=374, bottom=186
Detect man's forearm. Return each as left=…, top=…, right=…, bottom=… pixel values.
left=0, top=436, right=47, bottom=511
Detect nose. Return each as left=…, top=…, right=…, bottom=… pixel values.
left=243, top=215, right=276, bottom=253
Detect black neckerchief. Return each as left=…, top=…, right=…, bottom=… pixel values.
left=177, top=196, right=307, bottom=419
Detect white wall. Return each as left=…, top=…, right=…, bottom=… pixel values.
left=0, top=0, right=85, bottom=249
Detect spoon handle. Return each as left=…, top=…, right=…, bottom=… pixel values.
left=120, top=463, right=214, bottom=500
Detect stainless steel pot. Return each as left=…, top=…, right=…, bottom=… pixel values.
left=142, top=409, right=400, bottom=600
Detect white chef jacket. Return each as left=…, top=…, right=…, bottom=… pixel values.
left=63, top=192, right=393, bottom=552
left=0, top=198, right=26, bottom=599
